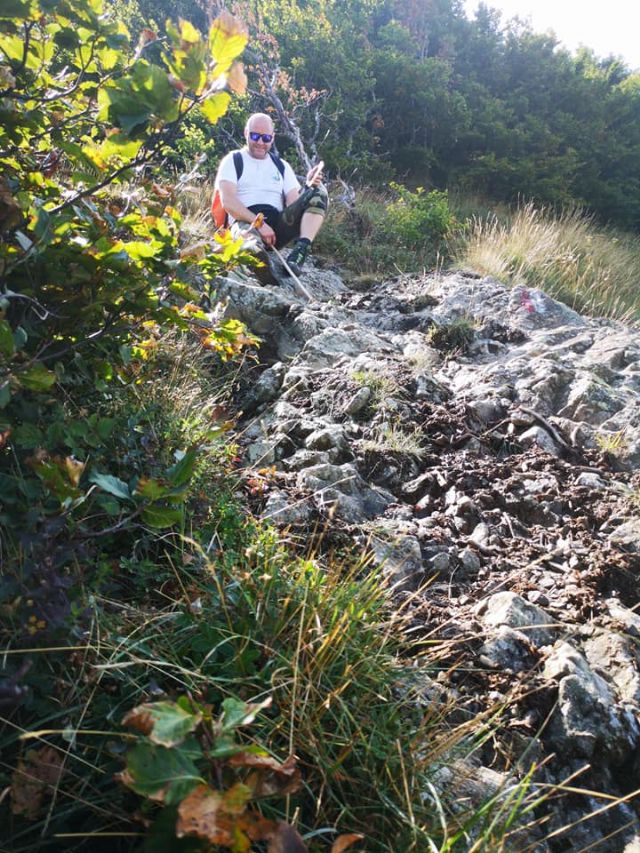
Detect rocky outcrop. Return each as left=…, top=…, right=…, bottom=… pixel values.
left=221, top=263, right=640, bottom=851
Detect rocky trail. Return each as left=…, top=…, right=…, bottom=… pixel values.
left=215, top=260, right=640, bottom=851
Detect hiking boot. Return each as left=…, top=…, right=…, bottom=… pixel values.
left=284, top=240, right=309, bottom=276
left=253, top=248, right=280, bottom=286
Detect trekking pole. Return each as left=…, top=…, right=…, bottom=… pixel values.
left=272, top=246, right=313, bottom=301
left=250, top=212, right=312, bottom=301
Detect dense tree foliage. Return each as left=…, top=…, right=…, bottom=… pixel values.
left=111, top=0, right=640, bottom=228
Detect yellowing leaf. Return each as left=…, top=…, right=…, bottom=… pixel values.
left=177, top=784, right=276, bottom=849
left=200, top=92, right=231, bottom=125
left=179, top=18, right=201, bottom=44
left=64, top=456, right=86, bottom=486
left=208, top=13, right=247, bottom=75
left=123, top=699, right=201, bottom=747
left=227, top=752, right=302, bottom=798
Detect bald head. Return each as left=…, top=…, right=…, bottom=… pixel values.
left=244, top=112, right=275, bottom=159
left=245, top=113, right=274, bottom=135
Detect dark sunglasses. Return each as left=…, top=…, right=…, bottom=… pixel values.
left=248, top=131, right=273, bottom=143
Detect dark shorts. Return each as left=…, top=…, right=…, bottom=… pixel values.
left=248, top=184, right=328, bottom=248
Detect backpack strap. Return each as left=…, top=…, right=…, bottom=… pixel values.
left=268, top=151, right=286, bottom=178
left=233, top=150, right=285, bottom=181
left=233, top=150, right=244, bottom=180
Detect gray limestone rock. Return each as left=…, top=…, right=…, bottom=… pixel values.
left=520, top=425, right=560, bottom=456
left=606, top=600, right=640, bottom=637
left=476, top=591, right=556, bottom=648
left=242, top=362, right=286, bottom=413
left=479, top=626, right=537, bottom=672
left=467, top=398, right=507, bottom=424
left=609, top=519, right=640, bottom=552
left=459, top=547, right=481, bottom=573
left=558, top=375, right=625, bottom=426
left=296, top=462, right=394, bottom=522
left=370, top=535, right=424, bottom=590
left=583, top=630, right=640, bottom=705
left=262, top=489, right=312, bottom=526
left=575, top=471, right=607, bottom=489
left=344, top=386, right=372, bottom=416
left=305, top=426, right=347, bottom=453
left=245, top=440, right=276, bottom=466
left=549, top=672, right=639, bottom=762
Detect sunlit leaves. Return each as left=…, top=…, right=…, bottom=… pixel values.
left=200, top=91, right=231, bottom=124
left=208, top=10, right=247, bottom=75
left=19, top=362, right=56, bottom=391
left=0, top=0, right=254, bottom=547
left=97, top=61, right=178, bottom=135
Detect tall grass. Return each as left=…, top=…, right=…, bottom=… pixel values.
left=454, top=201, right=640, bottom=323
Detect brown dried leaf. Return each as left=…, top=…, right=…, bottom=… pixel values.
left=228, top=752, right=302, bottom=797
left=331, top=833, right=365, bottom=853
left=217, top=10, right=246, bottom=37
left=227, top=62, right=248, bottom=95
left=267, top=821, right=308, bottom=853
left=176, top=783, right=276, bottom=850
left=121, top=706, right=154, bottom=735
left=11, top=747, right=64, bottom=819
left=176, top=785, right=232, bottom=845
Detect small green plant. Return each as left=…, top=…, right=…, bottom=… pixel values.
left=428, top=316, right=476, bottom=353
left=595, top=428, right=628, bottom=455
left=362, top=421, right=426, bottom=457
left=351, top=369, right=401, bottom=406
left=117, top=694, right=305, bottom=850
left=315, top=184, right=454, bottom=275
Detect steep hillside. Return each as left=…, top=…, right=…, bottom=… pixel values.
left=219, top=260, right=640, bottom=851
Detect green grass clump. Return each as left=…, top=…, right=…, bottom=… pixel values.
left=453, top=201, right=640, bottom=322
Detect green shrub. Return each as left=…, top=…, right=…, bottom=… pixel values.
left=383, top=183, right=455, bottom=256
left=316, top=184, right=454, bottom=275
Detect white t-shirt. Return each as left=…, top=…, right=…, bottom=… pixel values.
left=215, top=149, right=300, bottom=216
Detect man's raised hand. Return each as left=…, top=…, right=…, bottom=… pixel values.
left=306, top=160, right=324, bottom=188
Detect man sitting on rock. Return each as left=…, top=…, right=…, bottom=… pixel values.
left=214, top=112, right=327, bottom=280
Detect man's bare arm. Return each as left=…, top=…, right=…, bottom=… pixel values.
left=219, top=180, right=276, bottom=246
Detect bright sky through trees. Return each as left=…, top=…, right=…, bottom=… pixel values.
left=464, top=0, right=640, bottom=70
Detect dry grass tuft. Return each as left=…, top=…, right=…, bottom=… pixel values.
left=454, top=202, right=640, bottom=323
